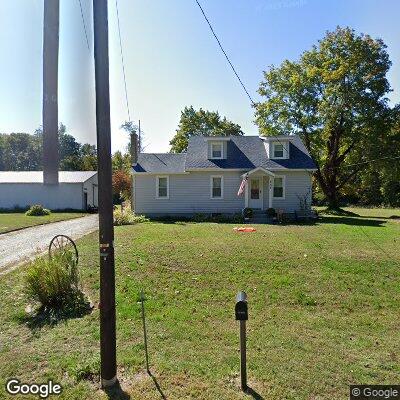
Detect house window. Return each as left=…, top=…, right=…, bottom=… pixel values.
left=156, top=176, right=169, bottom=199
left=210, top=176, right=223, bottom=199
left=273, top=176, right=285, bottom=199
left=273, top=143, right=284, bottom=158
left=211, top=142, right=223, bottom=159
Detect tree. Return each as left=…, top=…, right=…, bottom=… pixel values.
left=80, top=143, right=98, bottom=170
left=0, top=124, right=98, bottom=172
left=112, top=169, right=131, bottom=202
left=254, top=27, right=392, bottom=209
left=169, top=106, right=243, bottom=153
left=0, top=132, right=42, bottom=170
left=36, top=124, right=98, bottom=171
left=112, top=150, right=131, bottom=173
left=120, top=120, right=144, bottom=151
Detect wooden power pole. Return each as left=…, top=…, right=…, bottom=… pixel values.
left=93, top=0, right=117, bottom=388
left=43, top=0, right=59, bottom=185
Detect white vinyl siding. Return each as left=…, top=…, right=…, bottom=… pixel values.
left=135, top=171, right=243, bottom=215
left=265, top=171, right=312, bottom=211
left=134, top=170, right=313, bottom=216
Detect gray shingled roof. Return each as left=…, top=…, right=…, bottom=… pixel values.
left=133, top=153, right=187, bottom=173
left=184, top=135, right=316, bottom=170
left=133, top=135, right=316, bottom=173
left=0, top=171, right=97, bottom=183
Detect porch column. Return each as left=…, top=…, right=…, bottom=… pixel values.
left=245, top=179, right=249, bottom=208
left=268, top=177, right=273, bottom=208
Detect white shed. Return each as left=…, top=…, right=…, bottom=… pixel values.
left=0, top=171, right=98, bottom=211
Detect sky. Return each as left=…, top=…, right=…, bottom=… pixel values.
left=0, top=0, right=399, bottom=153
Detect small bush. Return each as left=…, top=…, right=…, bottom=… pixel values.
left=113, top=208, right=149, bottom=226
left=266, top=207, right=276, bottom=217
left=25, top=204, right=51, bottom=216
left=193, top=213, right=207, bottom=222
left=243, top=208, right=253, bottom=218
left=24, top=252, right=79, bottom=309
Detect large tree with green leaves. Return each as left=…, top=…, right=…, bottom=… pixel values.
left=170, top=106, right=243, bottom=153
left=0, top=124, right=98, bottom=172
left=0, top=132, right=42, bottom=170
left=351, top=106, right=400, bottom=206
left=255, top=27, right=392, bottom=209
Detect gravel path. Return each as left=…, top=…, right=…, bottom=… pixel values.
left=0, top=214, right=98, bottom=275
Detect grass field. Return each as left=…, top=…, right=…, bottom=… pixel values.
left=0, top=207, right=399, bottom=399
left=0, top=212, right=86, bottom=234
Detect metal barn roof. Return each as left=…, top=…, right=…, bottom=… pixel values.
left=0, top=171, right=97, bottom=184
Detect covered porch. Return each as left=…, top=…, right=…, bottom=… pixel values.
left=242, top=167, right=275, bottom=210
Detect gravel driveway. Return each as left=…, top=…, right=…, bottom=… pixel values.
left=0, top=214, right=98, bottom=275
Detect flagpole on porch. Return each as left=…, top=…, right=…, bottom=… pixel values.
left=244, top=181, right=249, bottom=208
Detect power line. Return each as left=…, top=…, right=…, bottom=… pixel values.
left=342, top=155, right=400, bottom=168
left=194, top=0, right=255, bottom=106
left=193, top=1, right=397, bottom=172
left=78, top=0, right=90, bottom=50
left=115, top=0, right=131, bottom=121
left=193, top=1, right=294, bottom=157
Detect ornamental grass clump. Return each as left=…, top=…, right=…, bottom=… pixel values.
left=113, top=207, right=149, bottom=226
left=24, top=252, right=79, bottom=309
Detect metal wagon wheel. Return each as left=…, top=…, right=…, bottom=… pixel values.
left=49, top=234, right=79, bottom=265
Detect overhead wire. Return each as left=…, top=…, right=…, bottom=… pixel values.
left=194, top=0, right=255, bottom=106
left=78, top=0, right=90, bottom=50
left=341, top=155, right=400, bottom=168
left=115, top=0, right=132, bottom=122
left=193, top=1, right=295, bottom=157
left=194, top=1, right=399, bottom=261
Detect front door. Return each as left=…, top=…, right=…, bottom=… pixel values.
left=248, top=177, right=263, bottom=209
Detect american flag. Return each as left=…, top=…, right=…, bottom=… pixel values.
left=237, top=174, right=248, bottom=196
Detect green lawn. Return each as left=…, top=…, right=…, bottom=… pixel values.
left=0, top=212, right=86, bottom=234
left=0, top=207, right=399, bottom=399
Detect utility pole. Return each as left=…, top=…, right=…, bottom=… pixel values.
left=93, top=0, right=117, bottom=388
left=43, top=0, right=59, bottom=185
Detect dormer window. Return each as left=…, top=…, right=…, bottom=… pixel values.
left=207, top=137, right=229, bottom=159
left=273, top=143, right=284, bottom=158
left=211, top=142, right=223, bottom=159
left=271, top=142, right=289, bottom=159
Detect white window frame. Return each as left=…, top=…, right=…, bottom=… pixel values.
left=272, top=142, right=285, bottom=159
left=210, top=142, right=224, bottom=159
left=156, top=175, right=169, bottom=199
left=210, top=175, right=224, bottom=199
left=273, top=176, right=286, bottom=199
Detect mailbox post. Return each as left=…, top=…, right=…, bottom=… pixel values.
left=235, top=291, right=248, bottom=392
